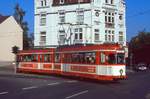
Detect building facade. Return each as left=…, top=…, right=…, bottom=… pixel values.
left=34, top=0, right=126, bottom=47
left=0, top=15, right=23, bottom=64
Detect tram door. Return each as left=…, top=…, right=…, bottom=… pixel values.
left=62, top=64, right=69, bottom=72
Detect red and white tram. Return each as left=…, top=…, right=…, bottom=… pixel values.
left=17, top=44, right=126, bottom=81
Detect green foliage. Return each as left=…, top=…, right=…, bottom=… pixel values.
left=129, top=31, right=150, bottom=50
left=128, top=30, right=150, bottom=67
left=12, top=46, right=19, bottom=54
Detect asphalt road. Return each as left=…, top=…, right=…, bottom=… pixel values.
left=0, top=65, right=150, bottom=99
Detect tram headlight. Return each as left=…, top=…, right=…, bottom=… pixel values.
left=119, top=69, right=124, bottom=76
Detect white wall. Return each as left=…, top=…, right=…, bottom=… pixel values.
left=0, top=16, right=23, bottom=62
left=34, top=0, right=126, bottom=46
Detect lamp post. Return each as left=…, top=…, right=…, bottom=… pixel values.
left=12, top=46, right=19, bottom=73
left=130, top=53, right=133, bottom=69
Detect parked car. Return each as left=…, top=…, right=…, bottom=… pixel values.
left=134, top=63, right=147, bottom=71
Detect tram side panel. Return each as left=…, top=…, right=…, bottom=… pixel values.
left=16, top=45, right=126, bottom=81
left=17, top=52, right=54, bottom=74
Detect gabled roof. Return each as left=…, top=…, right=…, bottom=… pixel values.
left=0, top=14, right=9, bottom=24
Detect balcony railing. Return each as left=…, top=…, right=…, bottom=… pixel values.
left=74, top=39, right=83, bottom=44
left=105, top=23, right=115, bottom=28
left=39, top=41, right=46, bottom=46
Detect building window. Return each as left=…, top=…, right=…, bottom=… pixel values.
left=59, top=35, right=65, bottom=44
left=40, top=32, right=46, bottom=45
left=119, top=31, right=124, bottom=42
left=59, top=10, right=65, bottom=23
left=105, top=0, right=114, bottom=4
left=41, top=0, right=47, bottom=7
left=112, top=31, right=114, bottom=41
left=79, top=33, right=83, bottom=40
left=76, top=8, right=84, bottom=24
left=105, top=11, right=115, bottom=28
left=111, top=0, right=114, bottom=4
left=60, top=16, right=65, bottom=23
left=119, top=14, right=123, bottom=20
left=94, top=29, right=100, bottom=41
left=105, top=11, right=115, bottom=23
left=60, top=0, right=64, bottom=4
left=105, top=30, right=115, bottom=42
left=105, top=0, right=108, bottom=4
left=40, top=13, right=46, bottom=26
left=74, top=28, right=83, bottom=40
left=75, top=33, right=78, bottom=40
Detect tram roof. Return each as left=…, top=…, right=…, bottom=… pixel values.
left=18, top=48, right=55, bottom=53
left=56, top=44, right=122, bottom=52
left=18, top=44, right=123, bottom=54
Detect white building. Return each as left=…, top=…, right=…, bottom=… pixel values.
left=34, top=0, right=126, bottom=47
left=0, top=15, right=23, bottom=64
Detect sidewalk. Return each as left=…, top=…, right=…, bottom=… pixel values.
left=0, top=61, right=15, bottom=67
left=126, top=66, right=135, bottom=74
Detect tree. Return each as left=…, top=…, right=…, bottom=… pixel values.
left=13, top=3, right=30, bottom=50
left=128, top=30, right=150, bottom=67
left=12, top=46, right=19, bottom=54
left=129, top=30, right=150, bottom=49
left=28, top=33, right=34, bottom=48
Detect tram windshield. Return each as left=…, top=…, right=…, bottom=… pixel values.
left=108, top=53, right=125, bottom=64
left=108, top=54, right=116, bottom=64
left=117, top=53, right=125, bottom=64
left=104, top=53, right=125, bottom=64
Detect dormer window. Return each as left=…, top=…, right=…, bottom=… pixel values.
left=111, top=0, right=114, bottom=4
left=60, top=0, right=64, bottom=4
left=105, top=0, right=114, bottom=5
left=41, top=0, right=47, bottom=7
left=105, top=0, right=108, bottom=4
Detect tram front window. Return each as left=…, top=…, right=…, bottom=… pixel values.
left=117, top=53, right=125, bottom=64
left=108, top=54, right=116, bottom=64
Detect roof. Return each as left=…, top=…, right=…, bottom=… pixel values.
left=0, top=14, right=9, bottom=24
left=52, top=0, right=91, bottom=6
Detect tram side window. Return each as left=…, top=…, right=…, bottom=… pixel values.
left=23, top=55, right=32, bottom=62
left=71, top=53, right=79, bottom=63
left=101, top=53, right=106, bottom=64
left=84, top=52, right=96, bottom=64
left=44, top=54, right=51, bottom=62
left=63, top=54, right=71, bottom=63
left=108, top=54, right=116, bottom=64
left=23, top=55, right=29, bottom=62
left=117, top=53, right=125, bottom=64
left=39, top=54, right=42, bottom=62
left=70, top=52, right=96, bottom=64
left=55, top=53, right=60, bottom=63
left=33, top=54, right=38, bottom=62
left=21, top=54, right=38, bottom=62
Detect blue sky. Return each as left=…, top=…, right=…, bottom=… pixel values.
left=0, top=0, right=150, bottom=41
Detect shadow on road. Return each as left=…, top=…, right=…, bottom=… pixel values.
left=0, top=65, right=126, bottom=85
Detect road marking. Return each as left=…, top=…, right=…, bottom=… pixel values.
left=0, top=92, right=8, bottom=95
left=47, top=82, right=60, bottom=86
left=22, top=86, right=38, bottom=90
left=66, top=80, right=78, bottom=83
left=65, top=90, right=88, bottom=99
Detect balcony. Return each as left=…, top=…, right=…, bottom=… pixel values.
left=74, top=39, right=83, bottom=44
left=39, top=41, right=46, bottom=46
left=105, top=23, right=115, bottom=28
